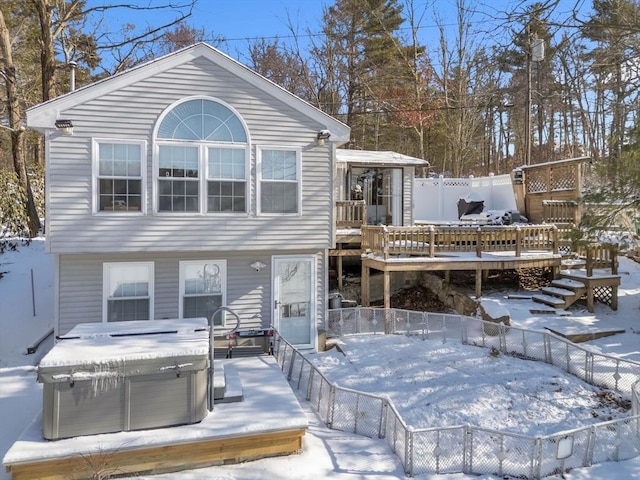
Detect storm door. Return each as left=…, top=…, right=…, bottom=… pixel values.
left=273, top=256, right=316, bottom=348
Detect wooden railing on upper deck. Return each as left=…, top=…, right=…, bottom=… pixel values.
left=336, top=200, right=366, bottom=228
left=576, top=243, right=619, bottom=276
left=361, top=224, right=559, bottom=260
left=542, top=199, right=580, bottom=224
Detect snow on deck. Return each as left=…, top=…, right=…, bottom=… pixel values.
left=4, top=356, right=307, bottom=465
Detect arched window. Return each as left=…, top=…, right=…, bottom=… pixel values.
left=155, top=98, right=248, bottom=213
left=157, top=99, right=247, bottom=142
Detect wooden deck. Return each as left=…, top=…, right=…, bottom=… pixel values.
left=4, top=357, right=306, bottom=480
left=361, top=250, right=562, bottom=309
left=356, top=224, right=562, bottom=309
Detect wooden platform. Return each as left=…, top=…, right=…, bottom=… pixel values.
left=361, top=250, right=562, bottom=309
left=3, top=357, right=307, bottom=480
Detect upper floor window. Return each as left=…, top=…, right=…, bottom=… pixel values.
left=94, top=140, right=145, bottom=213
left=258, top=147, right=301, bottom=214
left=155, top=98, right=248, bottom=214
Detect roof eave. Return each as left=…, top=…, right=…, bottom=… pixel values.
left=26, top=43, right=350, bottom=138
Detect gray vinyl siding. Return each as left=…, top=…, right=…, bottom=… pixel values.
left=58, top=249, right=326, bottom=337
left=46, top=57, right=333, bottom=254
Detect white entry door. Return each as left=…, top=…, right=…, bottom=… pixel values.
left=273, top=256, right=316, bottom=348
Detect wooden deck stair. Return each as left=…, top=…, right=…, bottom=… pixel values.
left=532, top=278, right=587, bottom=310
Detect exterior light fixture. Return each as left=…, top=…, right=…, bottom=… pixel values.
left=316, top=129, right=331, bottom=146
left=55, top=119, right=73, bottom=136
left=250, top=261, right=267, bottom=272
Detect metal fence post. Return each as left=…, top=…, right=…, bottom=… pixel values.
left=544, top=333, right=552, bottom=364
left=327, top=384, right=336, bottom=428
left=533, top=437, right=543, bottom=479
left=379, top=399, right=387, bottom=439
left=463, top=425, right=471, bottom=473
left=405, top=427, right=413, bottom=477
left=287, top=350, right=297, bottom=380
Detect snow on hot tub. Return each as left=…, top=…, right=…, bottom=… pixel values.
left=37, top=318, right=210, bottom=440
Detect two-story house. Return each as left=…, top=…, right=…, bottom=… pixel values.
left=26, top=43, right=350, bottom=350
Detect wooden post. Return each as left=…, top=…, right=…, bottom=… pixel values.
left=383, top=270, right=391, bottom=310
left=586, top=246, right=594, bottom=277
left=515, top=226, right=522, bottom=257
left=475, top=268, right=482, bottom=298
left=476, top=227, right=482, bottom=258
left=444, top=270, right=450, bottom=285
left=361, top=260, right=370, bottom=307
left=429, top=225, right=435, bottom=257
left=337, top=253, right=343, bottom=291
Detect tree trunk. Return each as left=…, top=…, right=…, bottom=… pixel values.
left=0, top=9, right=41, bottom=237
left=33, top=0, right=57, bottom=101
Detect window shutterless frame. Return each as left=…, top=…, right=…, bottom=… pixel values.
left=178, top=260, right=227, bottom=325
left=92, top=139, right=147, bottom=214
left=256, top=146, right=302, bottom=215
left=102, top=262, right=154, bottom=322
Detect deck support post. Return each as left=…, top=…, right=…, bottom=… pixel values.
left=475, top=268, right=482, bottom=298
left=444, top=270, right=450, bottom=285
left=361, top=260, right=370, bottom=307
left=383, top=270, right=391, bottom=311
left=337, top=253, right=343, bottom=291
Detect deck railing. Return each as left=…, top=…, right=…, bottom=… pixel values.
left=576, top=243, right=619, bottom=275
left=361, top=224, right=559, bottom=259
left=336, top=200, right=366, bottom=228
left=542, top=199, right=579, bottom=224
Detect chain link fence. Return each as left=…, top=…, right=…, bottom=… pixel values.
left=273, top=308, right=640, bottom=478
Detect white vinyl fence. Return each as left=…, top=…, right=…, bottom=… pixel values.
left=273, top=308, right=640, bottom=479
left=414, top=174, right=518, bottom=222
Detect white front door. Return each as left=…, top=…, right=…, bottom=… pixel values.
left=273, top=255, right=316, bottom=348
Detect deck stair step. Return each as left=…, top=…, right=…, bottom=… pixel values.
left=532, top=294, right=568, bottom=308
left=552, top=278, right=587, bottom=290
left=541, top=286, right=577, bottom=298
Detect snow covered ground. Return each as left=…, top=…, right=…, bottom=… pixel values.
left=1, top=238, right=639, bottom=479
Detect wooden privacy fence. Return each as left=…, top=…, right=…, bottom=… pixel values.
left=361, top=224, right=559, bottom=259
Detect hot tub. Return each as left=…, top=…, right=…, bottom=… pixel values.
left=37, top=318, right=210, bottom=440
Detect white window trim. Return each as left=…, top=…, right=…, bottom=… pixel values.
left=92, top=138, right=147, bottom=215
left=154, top=142, right=202, bottom=214
left=102, top=262, right=154, bottom=323
left=152, top=142, right=250, bottom=215
left=178, top=260, right=227, bottom=324
left=205, top=144, right=251, bottom=215
left=256, top=145, right=302, bottom=216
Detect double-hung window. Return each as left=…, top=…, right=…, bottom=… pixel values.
left=94, top=140, right=145, bottom=212
left=179, top=260, right=226, bottom=325
left=155, top=98, right=248, bottom=214
left=207, top=147, right=246, bottom=212
left=158, top=145, right=199, bottom=212
left=103, top=262, right=154, bottom=322
left=258, top=147, right=301, bottom=214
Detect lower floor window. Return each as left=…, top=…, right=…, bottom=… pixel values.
left=179, top=260, right=226, bottom=325
left=103, top=262, right=154, bottom=322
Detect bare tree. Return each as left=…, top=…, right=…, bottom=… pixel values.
left=0, top=9, right=40, bottom=236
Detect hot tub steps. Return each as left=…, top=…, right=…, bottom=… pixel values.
left=213, top=360, right=243, bottom=404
